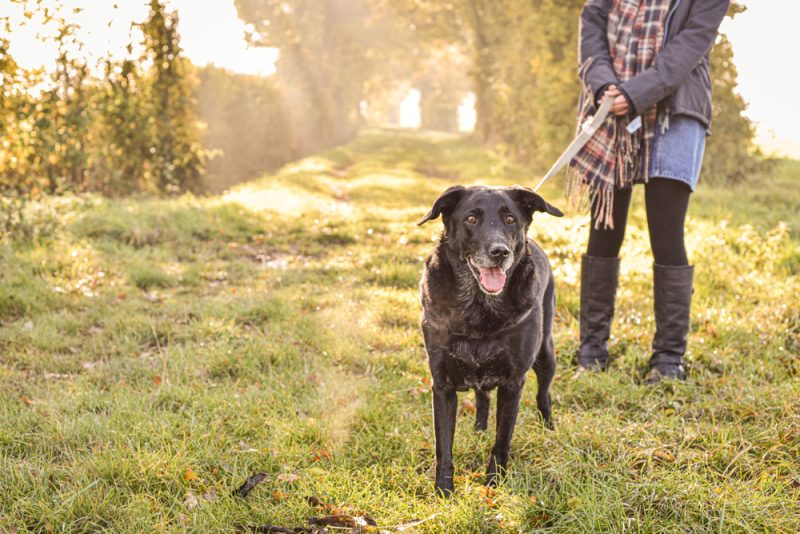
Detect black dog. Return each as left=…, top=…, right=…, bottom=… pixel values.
left=417, top=185, right=563, bottom=496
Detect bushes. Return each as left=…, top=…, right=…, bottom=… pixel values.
left=0, top=1, right=205, bottom=205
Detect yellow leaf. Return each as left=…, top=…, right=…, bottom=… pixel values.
left=184, top=468, right=200, bottom=482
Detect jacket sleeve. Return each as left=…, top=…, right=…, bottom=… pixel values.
left=620, top=0, right=730, bottom=115
left=579, top=0, right=619, bottom=104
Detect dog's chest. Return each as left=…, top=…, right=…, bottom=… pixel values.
left=445, top=338, right=512, bottom=391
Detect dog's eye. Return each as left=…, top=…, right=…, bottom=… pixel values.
left=465, top=215, right=478, bottom=224
left=505, top=215, right=516, bottom=225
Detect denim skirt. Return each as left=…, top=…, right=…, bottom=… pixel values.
left=648, top=114, right=706, bottom=191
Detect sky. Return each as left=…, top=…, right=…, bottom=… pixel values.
left=5, top=0, right=278, bottom=76
left=720, top=1, right=800, bottom=158
left=4, top=1, right=799, bottom=157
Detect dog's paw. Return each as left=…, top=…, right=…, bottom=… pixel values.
left=485, top=455, right=507, bottom=487
left=434, top=479, right=455, bottom=498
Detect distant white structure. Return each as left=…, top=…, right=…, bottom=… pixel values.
left=398, top=88, right=476, bottom=133
left=458, top=92, right=477, bottom=133
left=399, top=89, right=421, bottom=128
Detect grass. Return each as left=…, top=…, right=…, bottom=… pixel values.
left=0, top=128, right=798, bottom=532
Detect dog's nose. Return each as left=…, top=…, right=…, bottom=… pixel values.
left=489, top=244, right=510, bottom=259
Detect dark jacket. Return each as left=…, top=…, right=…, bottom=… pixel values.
left=579, top=0, right=730, bottom=128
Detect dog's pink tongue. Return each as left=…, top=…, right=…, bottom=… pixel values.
left=479, top=267, right=506, bottom=293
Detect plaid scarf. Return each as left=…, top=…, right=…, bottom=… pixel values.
left=568, top=0, right=671, bottom=229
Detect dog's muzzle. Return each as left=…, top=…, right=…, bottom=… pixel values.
left=467, top=247, right=513, bottom=295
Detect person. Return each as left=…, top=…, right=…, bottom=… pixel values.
left=568, top=0, right=730, bottom=383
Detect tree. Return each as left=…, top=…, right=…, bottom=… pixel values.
left=0, top=0, right=207, bottom=204
left=139, top=0, right=205, bottom=194
left=703, top=15, right=773, bottom=183
left=235, top=0, right=385, bottom=153
left=195, top=66, right=293, bottom=191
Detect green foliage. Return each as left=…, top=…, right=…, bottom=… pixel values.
left=0, top=0, right=205, bottom=214
left=234, top=0, right=366, bottom=152
left=398, top=0, right=766, bottom=182
left=487, top=0, right=584, bottom=165
left=0, top=130, right=797, bottom=530
left=140, top=0, right=205, bottom=194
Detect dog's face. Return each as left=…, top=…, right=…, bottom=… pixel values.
left=418, top=185, right=563, bottom=295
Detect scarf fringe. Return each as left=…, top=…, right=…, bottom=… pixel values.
left=566, top=168, right=617, bottom=230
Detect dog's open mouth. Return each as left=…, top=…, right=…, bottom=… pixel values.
left=468, top=259, right=507, bottom=295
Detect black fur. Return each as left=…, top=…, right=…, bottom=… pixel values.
left=418, top=185, right=563, bottom=496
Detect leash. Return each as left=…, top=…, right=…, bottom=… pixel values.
left=532, top=96, right=614, bottom=192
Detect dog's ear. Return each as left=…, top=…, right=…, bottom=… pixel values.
left=506, top=186, right=564, bottom=219
left=417, top=185, right=467, bottom=226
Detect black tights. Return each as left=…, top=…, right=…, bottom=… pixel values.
left=586, top=177, right=691, bottom=266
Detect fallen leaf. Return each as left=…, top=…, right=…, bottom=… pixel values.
left=392, top=513, right=440, bottom=532
left=246, top=526, right=298, bottom=533
left=20, top=396, right=34, bottom=406
left=653, top=449, right=675, bottom=462
left=238, top=440, right=258, bottom=453
left=184, top=468, right=200, bottom=482
left=234, top=473, right=267, bottom=498
left=184, top=492, right=199, bottom=510
left=271, top=490, right=289, bottom=500
left=309, top=514, right=377, bottom=528
left=306, top=495, right=374, bottom=520
left=311, top=448, right=331, bottom=462
left=277, top=473, right=300, bottom=484
left=153, top=375, right=163, bottom=386
left=143, top=291, right=161, bottom=303
left=531, top=513, right=551, bottom=526
left=408, top=385, right=428, bottom=397
left=460, top=398, right=476, bottom=415
left=479, top=486, right=498, bottom=508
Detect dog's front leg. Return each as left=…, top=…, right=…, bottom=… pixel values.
left=485, top=381, right=524, bottom=487
left=474, top=389, right=490, bottom=432
left=432, top=382, right=458, bottom=496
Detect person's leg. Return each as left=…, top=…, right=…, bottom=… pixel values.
left=644, top=177, right=694, bottom=382
left=578, top=187, right=632, bottom=371
left=587, top=186, right=633, bottom=258
left=644, top=177, right=690, bottom=266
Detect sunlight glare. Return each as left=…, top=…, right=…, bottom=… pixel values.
left=399, top=89, right=421, bottom=128
left=458, top=92, right=477, bottom=133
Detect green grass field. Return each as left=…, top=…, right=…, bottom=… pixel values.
left=1, top=129, right=798, bottom=532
